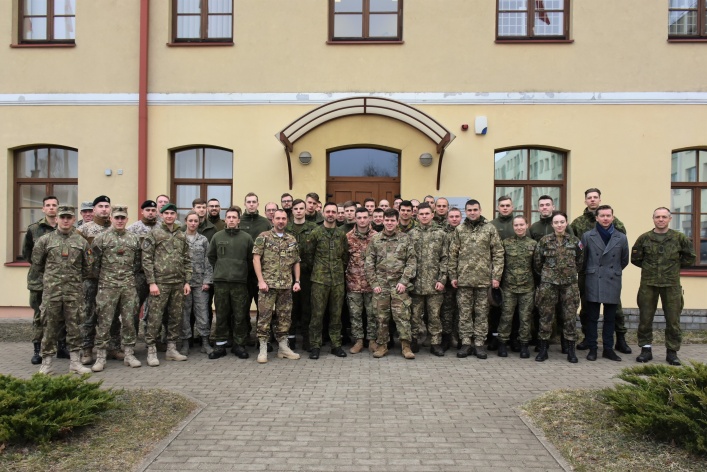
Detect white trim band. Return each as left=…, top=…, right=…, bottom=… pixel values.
left=1, top=92, right=707, bottom=106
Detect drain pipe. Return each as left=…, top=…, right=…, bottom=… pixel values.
left=137, top=0, right=150, bottom=204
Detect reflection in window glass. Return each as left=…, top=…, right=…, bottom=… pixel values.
left=671, top=150, right=697, bottom=182
left=494, top=149, right=527, bottom=180
left=369, top=14, right=398, bottom=37
left=334, top=15, right=363, bottom=37
left=330, top=0, right=401, bottom=40
left=671, top=188, right=694, bottom=238
left=329, top=148, right=399, bottom=177
left=175, top=149, right=204, bottom=178
left=205, top=148, right=233, bottom=178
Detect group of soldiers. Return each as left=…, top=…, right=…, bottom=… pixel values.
left=25, top=187, right=695, bottom=374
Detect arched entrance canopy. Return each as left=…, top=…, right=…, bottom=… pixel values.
left=275, top=96, right=455, bottom=189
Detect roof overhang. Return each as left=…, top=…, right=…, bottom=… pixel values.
left=275, top=96, right=455, bottom=189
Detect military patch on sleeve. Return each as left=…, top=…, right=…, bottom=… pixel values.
left=142, top=240, right=152, bottom=251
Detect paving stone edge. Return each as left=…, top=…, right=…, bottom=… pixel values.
left=516, top=408, right=573, bottom=472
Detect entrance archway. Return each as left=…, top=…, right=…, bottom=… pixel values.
left=326, top=146, right=400, bottom=204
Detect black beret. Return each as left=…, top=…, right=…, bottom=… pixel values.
left=141, top=200, right=157, bottom=209
left=93, top=195, right=111, bottom=206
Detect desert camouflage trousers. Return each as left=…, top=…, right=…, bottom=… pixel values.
left=95, top=284, right=138, bottom=349
left=536, top=282, right=579, bottom=342
left=40, top=297, right=82, bottom=356
left=411, top=293, right=444, bottom=344
left=346, top=292, right=377, bottom=341
left=498, top=290, right=534, bottom=343
left=457, top=287, right=490, bottom=347
left=374, top=290, right=412, bottom=345
left=145, top=283, right=184, bottom=345
left=257, top=288, right=293, bottom=342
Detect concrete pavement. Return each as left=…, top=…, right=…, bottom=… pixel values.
left=1, top=338, right=705, bottom=471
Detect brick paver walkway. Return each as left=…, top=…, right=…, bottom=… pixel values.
left=2, top=335, right=705, bottom=471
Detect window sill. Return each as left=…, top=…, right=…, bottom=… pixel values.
left=10, top=43, right=75, bottom=48
left=167, top=42, right=234, bottom=47
left=327, top=40, right=404, bottom=45
left=4, top=262, right=29, bottom=267
left=668, top=38, right=707, bottom=43
left=680, top=269, right=707, bottom=277
left=495, top=39, right=573, bottom=44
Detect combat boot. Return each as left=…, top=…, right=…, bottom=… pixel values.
left=368, top=340, right=379, bottom=353
left=179, top=339, right=190, bottom=356
left=208, top=345, right=227, bottom=359
left=57, top=340, right=70, bottom=359
left=123, top=347, right=142, bottom=368
left=636, top=346, right=652, bottom=363
left=535, top=340, right=549, bottom=362
left=200, top=336, right=213, bottom=355
left=257, top=341, right=268, bottom=364
left=430, top=344, right=445, bottom=357
left=456, top=344, right=474, bottom=358
left=440, top=333, right=451, bottom=352
left=81, top=348, right=94, bottom=365
left=410, top=338, right=420, bottom=354
left=497, top=341, right=508, bottom=357
left=519, top=342, right=530, bottom=359
left=372, top=343, right=388, bottom=358
left=350, top=339, right=364, bottom=354
left=277, top=337, right=300, bottom=360
left=401, top=340, right=415, bottom=359
left=615, top=333, right=632, bottom=354
left=666, top=349, right=681, bottom=366
left=92, top=349, right=107, bottom=372
left=566, top=341, right=578, bottom=363
left=106, top=349, right=125, bottom=361
left=38, top=355, right=53, bottom=375
left=31, top=342, right=42, bottom=365
left=147, top=345, right=160, bottom=366
left=475, top=346, right=488, bottom=359
left=70, top=351, right=92, bottom=374
left=166, top=342, right=188, bottom=361
left=560, top=335, right=568, bottom=354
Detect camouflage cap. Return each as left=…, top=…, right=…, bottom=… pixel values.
left=57, top=205, right=75, bottom=217
left=112, top=205, right=128, bottom=217
left=80, top=201, right=94, bottom=211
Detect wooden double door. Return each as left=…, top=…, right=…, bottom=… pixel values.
left=326, top=177, right=400, bottom=205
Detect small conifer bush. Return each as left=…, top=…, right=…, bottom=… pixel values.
left=0, top=373, right=117, bottom=444
left=601, top=362, right=707, bottom=455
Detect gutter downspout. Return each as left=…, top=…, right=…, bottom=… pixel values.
left=138, top=0, right=149, bottom=204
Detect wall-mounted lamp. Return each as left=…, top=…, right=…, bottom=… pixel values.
left=299, top=151, right=312, bottom=165
left=419, top=153, right=433, bottom=167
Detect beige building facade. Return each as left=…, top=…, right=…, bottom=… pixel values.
left=1, top=0, right=706, bottom=307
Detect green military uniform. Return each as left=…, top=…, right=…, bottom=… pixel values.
left=141, top=223, right=192, bottom=346
left=207, top=228, right=253, bottom=346
left=533, top=233, right=583, bottom=341
left=346, top=227, right=378, bottom=342
left=365, top=229, right=417, bottom=346
left=448, top=217, right=504, bottom=347
left=286, top=220, right=318, bottom=345
left=208, top=214, right=226, bottom=232
left=499, top=235, right=536, bottom=344
left=32, top=227, right=92, bottom=356
left=631, top=229, right=695, bottom=351
left=306, top=225, right=348, bottom=349
left=253, top=229, right=300, bottom=342
left=240, top=211, right=272, bottom=326
left=570, top=207, right=629, bottom=338
left=440, top=223, right=459, bottom=342
left=490, top=214, right=515, bottom=241
left=23, top=217, right=58, bottom=344
left=92, top=227, right=141, bottom=349
left=398, top=219, right=419, bottom=233
left=305, top=211, right=324, bottom=225
left=196, top=218, right=217, bottom=242
left=409, top=222, right=448, bottom=345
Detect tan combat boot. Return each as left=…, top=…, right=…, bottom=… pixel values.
left=257, top=340, right=268, bottom=364
left=70, top=351, right=92, bottom=374
left=38, top=355, right=53, bottom=375
left=80, top=348, right=94, bottom=365
left=165, top=342, right=188, bottom=361
left=277, top=337, right=300, bottom=360
left=369, top=341, right=379, bottom=353
left=350, top=339, right=364, bottom=354
left=147, top=344, right=160, bottom=367
left=123, top=346, right=142, bottom=368
left=401, top=340, right=416, bottom=360
left=372, top=343, right=388, bottom=358
left=91, top=349, right=107, bottom=372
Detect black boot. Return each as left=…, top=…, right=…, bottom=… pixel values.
left=510, top=338, right=521, bottom=352
left=560, top=335, right=568, bottom=354
left=586, top=347, right=597, bottom=361
left=410, top=338, right=420, bottom=354
left=208, top=346, right=227, bottom=359
left=456, top=344, right=474, bottom=358
left=566, top=341, right=578, bottom=363
left=231, top=344, right=249, bottom=359
left=430, top=344, right=445, bottom=357
left=615, top=333, right=632, bottom=354
left=487, top=336, right=498, bottom=351
left=576, top=338, right=589, bottom=350
left=441, top=333, right=451, bottom=352
left=636, top=347, right=652, bottom=363
left=666, top=349, right=681, bottom=366
left=497, top=341, right=508, bottom=357
left=56, top=340, right=70, bottom=359
left=31, top=342, right=42, bottom=365
left=519, top=342, right=530, bottom=359
left=535, top=340, right=548, bottom=362
left=602, top=349, right=622, bottom=361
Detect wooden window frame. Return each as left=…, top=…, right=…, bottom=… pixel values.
left=13, top=145, right=78, bottom=263
left=668, top=0, right=707, bottom=41
left=170, top=146, right=233, bottom=219
left=328, top=0, right=404, bottom=43
left=671, top=148, right=707, bottom=270
left=18, top=0, right=76, bottom=45
left=495, top=0, right=570, bottom=42
left=171, top=0, right=234, bottom=44
left=493, top=146, right=567, bottom=223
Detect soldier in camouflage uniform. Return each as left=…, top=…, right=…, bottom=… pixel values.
left=33, top=206, right=93, bottom=375
left=142, top=203, right=192, bottom=366
left=365, top=208, right=417, bottom=359
left=127, top=200, right=160, bottom=334
left=23, top=195, right=65, bottom=364
left=433, top=197, right=449, bottom=226
left=253, top=209, right=301, bottom=363
left=398, top=201, right=419, bottom=233
left=77, top=195, right=114, bottom=364
left=489, top=196, right=517, bottom=351
left=498, top=215, right=536, bottom=359
left=305, top=193, right=325, bottom=224
left=631, top=207, right=695, bottom=366
left=90, top=206, right=142, bottom=372
left=180, top=211, right=214, bottom=356
left=286, top=199, right=317, bottom=350
left=345, top=207, right=378, bottom=354
left=440, top=207, right=462, bottom=351
left=305, top=202, right=349, bottom=359
left=449, top=200, right=504, bottom=360
left=409, top=203, right=448, bottom=356
left=533, top=211, right=583, bottom=363
left=569, top=188, right=631, bottom=354
left=207, top=206, right=254, bottom=360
